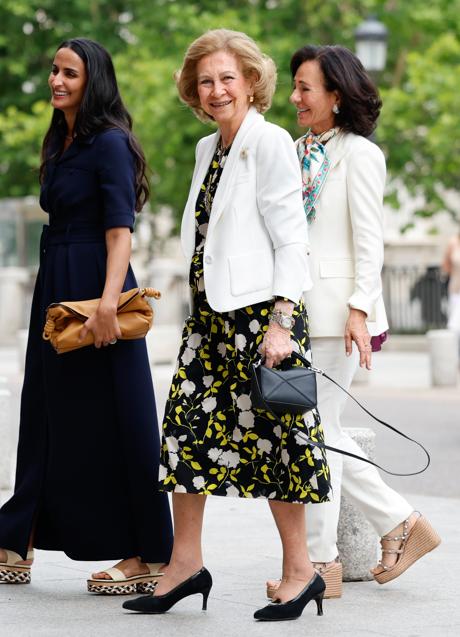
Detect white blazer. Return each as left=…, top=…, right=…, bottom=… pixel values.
left=303, top=131, right=389, bottom=337
left=181, top=107, right=312, bottom=312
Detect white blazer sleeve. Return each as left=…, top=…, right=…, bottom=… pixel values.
left=256, top=125, right=312, bottom=302
left=346, top=139, right=386, bottom=319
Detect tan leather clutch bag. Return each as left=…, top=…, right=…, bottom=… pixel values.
left=42, top=287, right=160, bottom=354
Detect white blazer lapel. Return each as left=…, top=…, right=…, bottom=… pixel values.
left=325, top=131, right=350, bottom=171
left=181, top=132, right=219, bottom=260
left=208, top=107, right=264, bottom=232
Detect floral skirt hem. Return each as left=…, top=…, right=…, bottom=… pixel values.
left=158, top=297, right=331, bottom=504
left=158, top=483, right=329, bottom=504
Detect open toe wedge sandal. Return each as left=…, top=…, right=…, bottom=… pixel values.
left=374, top=514, right=441, bottom=585
left=0, top=549, right=34, bottom=584
left=87, top=562, right=164, bottom=595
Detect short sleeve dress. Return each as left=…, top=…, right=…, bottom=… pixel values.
left=158, top=142, right=330, bottom=503
left=0, top=129, right=173, bottom=562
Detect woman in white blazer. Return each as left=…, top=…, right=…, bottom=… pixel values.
left=124, top=30, right=330, bottom=622
left=267, top=45, right=439, bottom=600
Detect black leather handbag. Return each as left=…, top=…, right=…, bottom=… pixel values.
left=251, top=352, right=317, bottom=414
left=251, top=352, right=430, bottom=477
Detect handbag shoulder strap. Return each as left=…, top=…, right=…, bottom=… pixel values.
left=259, top=353, right=431, bottom=477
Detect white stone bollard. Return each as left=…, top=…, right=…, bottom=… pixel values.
left=0, top=379, right=13, bottom=492
left=426, top=329, right=458, bottom=387
left=337, top=427, right=379, bottom=581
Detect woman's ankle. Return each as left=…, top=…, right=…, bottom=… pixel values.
left=312, top=558, right=338, bottom=569
left=281, top=563, right=315, bottom=582
left=385, top=511, right=418, bottom=537
left=167, top=557, right=203, bottom=575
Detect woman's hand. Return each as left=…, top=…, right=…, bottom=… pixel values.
left=260, top=323, right=293, bottom=369
left=79, top=301, right=122, bottom=348
left=344, top=308, right=372, bottom=370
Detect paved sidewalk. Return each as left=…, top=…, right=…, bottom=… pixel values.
left=1, top=343, right=459, bottom=636
left=0, top=492, right=456, bottom=637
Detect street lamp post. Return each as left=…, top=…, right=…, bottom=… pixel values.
left=354, top=15, right=388, bottom=75
left=354, top=16, right=388, bottom=143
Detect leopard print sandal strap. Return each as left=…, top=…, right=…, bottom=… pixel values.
left=0, top=549, right=32, bottom=584
left=87, top=563, right=164, bottom=595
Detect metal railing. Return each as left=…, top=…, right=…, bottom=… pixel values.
left=382, top=265, right=448, bottom=334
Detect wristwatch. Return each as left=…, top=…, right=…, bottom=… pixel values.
left=269, top=310, right=295, bottom=330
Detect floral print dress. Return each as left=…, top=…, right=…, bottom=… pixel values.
left=158, top=142, right=330, bottom=503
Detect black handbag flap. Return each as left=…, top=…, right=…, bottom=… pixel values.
left=252, top=355, right=317, bottom=415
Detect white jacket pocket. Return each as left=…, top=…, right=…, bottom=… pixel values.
left=228, top=250, right=272, bottom=296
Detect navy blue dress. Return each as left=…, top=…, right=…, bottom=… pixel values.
left=0, top=129, right=173, bottom=562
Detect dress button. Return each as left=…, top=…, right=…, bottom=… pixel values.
left=204, top=255, right=213, bottom=264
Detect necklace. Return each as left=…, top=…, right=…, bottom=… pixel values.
left=203, top=139, right=231, bottom=214
left=216, top=137, right=231, bottom=161
left=217, top=137, right=232, bottom=153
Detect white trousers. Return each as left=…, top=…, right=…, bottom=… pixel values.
left=307, top=337, right=413, bottom=562
left=447, top=292, right=460, bottom=332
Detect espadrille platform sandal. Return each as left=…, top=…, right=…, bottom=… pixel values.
left=87, top=562, right=164, bottom=595
left=0, top=549, right=34, bottom=584
left=266, top=557, right=342, bottom=600
left=373, top=513, right=441, bottom=585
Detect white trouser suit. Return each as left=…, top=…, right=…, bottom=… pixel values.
left=298, top=131, right=414, bottom=562
left=306, top=338, right=413, bottom=562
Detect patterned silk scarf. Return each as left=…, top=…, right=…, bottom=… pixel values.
left=296, top=127, right=339, bottom=223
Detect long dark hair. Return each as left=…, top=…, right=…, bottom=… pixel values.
left=40, top=38, right=149, bottom=211
left=290, top=45, right=381, bottom=137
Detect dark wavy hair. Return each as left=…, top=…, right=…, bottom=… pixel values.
left=40, top=38, right=149, bottom=211
left=290, top=45, right=381, bottom=137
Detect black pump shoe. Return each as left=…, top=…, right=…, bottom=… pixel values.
left=254, top=572, right=325, bottom=622
left=122, top=567, right=212, bottom=614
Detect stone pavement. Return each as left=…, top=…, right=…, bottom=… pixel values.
left=0, top=343, right=459, bottom=636
left=0, top=492, right=456, bottom=637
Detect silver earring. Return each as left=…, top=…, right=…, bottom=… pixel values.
left=249, top=95, right=254, bottom=103
left=332, top=104, right=340, bottom=114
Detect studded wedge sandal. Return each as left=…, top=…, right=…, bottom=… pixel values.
left=87, top=562, right=165, bottom=595
left=0, top=549, right=34, bottom=584
left=266, top=557, right=342, bottom=600
left=373, top=513, right=441, bottom=585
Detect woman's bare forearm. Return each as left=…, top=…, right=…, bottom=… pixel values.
left=100, top=227, right=132, bottom=310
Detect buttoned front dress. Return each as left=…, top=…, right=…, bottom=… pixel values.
left=158, top=145, right=330, bottom=503
left=0, top=129, right=173, bottom=562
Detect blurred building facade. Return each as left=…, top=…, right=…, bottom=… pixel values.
left=0, top=196, right=457, bottom=346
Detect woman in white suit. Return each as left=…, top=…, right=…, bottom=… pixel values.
left=267, top=44, right=440, bottom=600
left=123, top=30, right=330, bottom=622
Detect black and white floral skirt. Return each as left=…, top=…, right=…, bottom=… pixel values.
left=158, top=293, right=330, bottom=504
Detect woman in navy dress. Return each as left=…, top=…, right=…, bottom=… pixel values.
left=0, top=38, right=173, bottom=594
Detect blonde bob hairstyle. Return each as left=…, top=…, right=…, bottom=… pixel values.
left=176, top=29, right=277, bottom=122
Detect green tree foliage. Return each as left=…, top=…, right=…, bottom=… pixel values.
left=0, top=0, right=459, bottom=225
left=379, top=33, right=460, bottom=221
